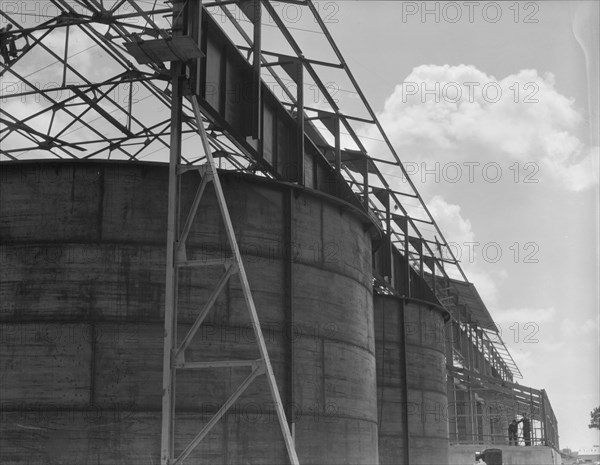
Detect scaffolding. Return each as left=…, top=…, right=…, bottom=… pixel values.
left=447, top=367, right=559, bottom=448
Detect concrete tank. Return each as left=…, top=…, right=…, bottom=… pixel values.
left=375, top=294, right=449, bottom=465
left=0, top=161, right=378, bottom=465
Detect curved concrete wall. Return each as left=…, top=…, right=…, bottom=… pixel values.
left=375, top=294, right=449, bottom=465
left=0, top=161, right=377, bottom=465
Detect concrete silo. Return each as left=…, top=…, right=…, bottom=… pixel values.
left=375, top=294, right=450, bottom=465
left=0, top=161, right=378, bottom=464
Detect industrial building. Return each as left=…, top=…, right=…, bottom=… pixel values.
left=1, top=1, right=560, bottom=464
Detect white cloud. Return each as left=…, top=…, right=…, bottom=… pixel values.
left=427, top=194, right=474, bottom=244
left=559, top=316, right=599, bottom=337
left=541, top=145, right=599, bottom=191
left=425, top=194, right=506, bottom=305
left=493, top=307, right=557, bottom=325
left=367, top=64, right=598, bottom=191
left=509, top=348, right=536, bottom=370
left=463, top=267, right=504, bottom=306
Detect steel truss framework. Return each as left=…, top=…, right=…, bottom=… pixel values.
left=156, top=3, right=299, bottom=461
left=1, top=0, right=520, bottom=380
left=163, top=51, right=299, bottom=461
left=1, top=0, right=541, bottom=459
left=447, top=366, right=559, bottom=448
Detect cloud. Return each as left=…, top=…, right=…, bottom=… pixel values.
left=463, top=267, right=504, bottom=306
left=493, top=307, right=557, bottom=325
left=509, top=348, right=536, bottom=370
left=541, top=145, right=599, bottom=190
left=425, top=194, right=507, bottom=305
left=367, top=64, right=597, bottom=191
left=496, top=313, right=597, bottom=369
left=427, top=194, right=474, bottom=244
left=559, top=316, right=599, bottom=338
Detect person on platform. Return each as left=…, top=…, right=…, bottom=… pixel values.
left=508, top=419, right=519, bottom=445
left=522, top=413, right=532, bottom=445
left=518, top=413, right=532, bottom=446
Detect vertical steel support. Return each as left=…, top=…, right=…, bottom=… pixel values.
left=475, top=327, right=480, bottom=372
left=451, top=376, right=459, bottom=442
left=334, top=116, right=341, bottom=196
left=403, top=222, right=411, bottom=296
left=418, top=240, right=424, bottom=283
left=362, top=157, right=369, bottom=209
left=384, top=193, right=392, bottom=284
left=466, top=376, right=474, bottom=442
left=391, top=214, right=409, bottom=295
left=161, top=2, right=185, bottom=462
left=237, top=0, right=262, bottom=139
left=433, top=259, right=437, bottom=293
left=529, top=391, right=535, bottom=446
left=279, top=57, right=304, bottom=185
left=540, top=389, right=547, bottom=446
left=466, top=326, right=476, bottom=442
left=284, top=190, right=296, bottom=440
left=251, top=0, right=261, bottom=140
left=436, top=238, right=444, bottom=296
left=296, top=60, right=304, bottom=185
left=409, top=237, right=424, bottom=294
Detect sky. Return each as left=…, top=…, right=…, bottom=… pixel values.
left=1, top=0, right=598, bottom=453
left=318, top=0, right=599, bottom=452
